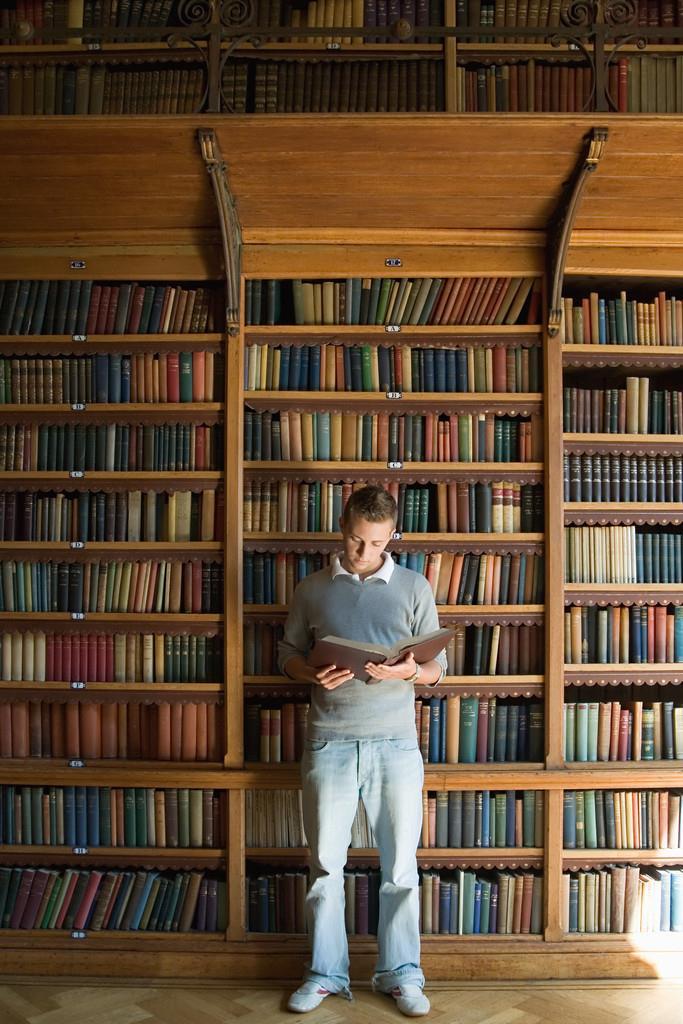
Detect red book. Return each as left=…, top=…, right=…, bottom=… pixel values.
left=54, top=871, right=81, bottom=929
left=451, top=278, right=476, bottom=324
left=127, top=703, right=141, bottom=759
left=94, top=634, right=104, bottom=682
left=196, top=702, right=208, bottom=761
left=195, top=426, right=206, bottom=470
left=95, top=286, right=112, bottom=335
left=282, top=702, right=295, bottom=762
left=11, top=701, right=29, bottom=757
left=80, top=703, right=102, bottom=759
left=206, top=702, right=220, bottom=761
left=85, top=285, right=102, bottom=336
left=441, top=279, right=465, bottom=324
left=101, top=873, right=125, bottom=930
left=156, top=702, right=172, bottom=761
left=46, top=634, right=55, bottom=681
left=71, top=871, right=105, bottom=931
left=429, top=278, right=456, bottom=325
left=171, top=703, right=183, bottom=760
left=104, top=288, right=119, bottom=335
left=105, top=635, right=114, bottom=681
left=126, top=286, right=147, bottom=334
left=654, top=606, right=667, bottom=662
left=166, top=353, right=180, bottom=402
left=492, top=347, right=507, bottom=393
left=182, top=702, right=198, bottom=761
left=192, top=351, right=206, bottom=402
left=49, top=703, right=65, bottom=759
left=20, top=869, right=53, bottom=929
left=28, top=700, right=42, bottom=756
left=10, top=869, right=37, bottom=928
left=71, top=635, right=81, bottom=682
left=101, top=704, right=118, bottom=759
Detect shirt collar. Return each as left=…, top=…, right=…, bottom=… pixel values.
left=331, top=550, right=395, bottom=584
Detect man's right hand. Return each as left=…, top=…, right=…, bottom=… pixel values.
left=311, top=664, right=355, bottom=690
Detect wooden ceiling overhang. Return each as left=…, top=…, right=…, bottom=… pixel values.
left=2, top=115, right=683, bottom=277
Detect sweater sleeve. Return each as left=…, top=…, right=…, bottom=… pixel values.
left=413, top=576, right=448, bottom=684
left=277, top=582, right=313, bottom=675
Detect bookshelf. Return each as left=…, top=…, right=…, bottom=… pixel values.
left=2, top=116, right=683, bottom=978
left=4, top=0, right=683, bottom=113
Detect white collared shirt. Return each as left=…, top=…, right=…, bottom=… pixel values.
left=330, top=550, right=395, bottom=584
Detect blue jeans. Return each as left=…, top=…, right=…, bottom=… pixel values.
left=300, top=737, right=425, bottom=995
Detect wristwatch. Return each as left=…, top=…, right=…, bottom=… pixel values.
left=405, top=663, right=422, bottom=684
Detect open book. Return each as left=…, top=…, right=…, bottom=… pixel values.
left=308, top=627, right=452, bottom=684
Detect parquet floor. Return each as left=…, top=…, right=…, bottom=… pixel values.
left=1, top=980, right=682, bottom=1024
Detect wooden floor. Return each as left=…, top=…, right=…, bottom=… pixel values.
left=1, top=980, right=682, bottom=1024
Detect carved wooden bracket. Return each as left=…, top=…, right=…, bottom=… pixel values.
left=547, top=127, right=609, bottom=338
left=197, top=127, right=242, bottom=336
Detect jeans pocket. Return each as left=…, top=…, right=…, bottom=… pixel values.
left=384, top=738, right=419, bottom=752
left=304, top=739, right=330, bottom=753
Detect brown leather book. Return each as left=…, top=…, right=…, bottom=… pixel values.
left=308, top=626, right=452, bottom=683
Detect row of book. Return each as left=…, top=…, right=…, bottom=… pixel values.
left=0, top=785, right=224, bottom=849
left=563, top=789, right=683, bottom=851
left=0, top=489, right=222, bottom=543
left=455, top=61, right=593, bottom=114
left=255, top=0, right=442, bottom=39
left=248, top=867, right=543, bottom=935
left=422, top=789, right=544, bottom=849
left=564, top=604, right=683, bottom=665
left=564, top=526, right=683, bottom=585
left=0, top=62, right=205, bottom=117
left=0, top=699, right=223, bottom=761
left=456, top=56, right=683, bottom=115
left=243, top=480, right=544, bottom=535
left=243, top=409, right=538, bottom=463
left=0, top=866, right=224, bottom=933
left=0, top=423, right=222, bottom=472
left=419, top=550, right=544, bottom=606
left=251, top=785, right=526, bottom=856
left=466, top=0, right=683, bottom=29
left=234, top=57, right=445, bottom=114
left=245, top=276, right=540, bottom=327
left=562, top=291, right=683, bottom=347
left=563, top=699, right=683, bottom=762
left=563, top=866, right=683, bottom=934
left=244, top=701, right=309, bottom=763
left=0, top=352, right=224, bottom=405
left=563, top=452, right=683, bottom=504
left=415, top=695, right=544, bottom=764
left=0, top=631, right=223, bottom=684
left=563, top=379, right=682, bottom=435
left=243, top=695, right=544, bottom=764
left=242, top=549, right=544, bottom=607
left=0, top=559, right=223, bottom=614
left=6, top=0, right=178, bottom=31
left=243, top=341, right=542, bottom=394
left=243, top=622, right=543, bottom=678
left=0, top=280, right=219, bottom=336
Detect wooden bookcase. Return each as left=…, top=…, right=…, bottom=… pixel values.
left=0, top=115, right=683, bottom=980
left=3, top=0, right=683, bottom=114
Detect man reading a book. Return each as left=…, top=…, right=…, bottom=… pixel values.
left=279, top=485, right=447, bottom=1017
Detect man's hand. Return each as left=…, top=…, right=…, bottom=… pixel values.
left=364, top=652, right=417, bottom=683
left=312, top=664, right=355, bottom=690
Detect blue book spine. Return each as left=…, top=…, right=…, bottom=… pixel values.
left=428, top=697, right=442, bottom=764
left=439, top=881, right=451, bottom=935
left=86, top=788, right=100, bottom=846
left=671, top=870, right=683, bottom=932
left=298, top=347, right=310, bottom=390
left=598, top=298, right=607, bottom=343
left=472, top=881, right=482, bottom=934
left=440, top=698, right=448, bottom=763
left=75, top=787, right=88, bottom=847
left=109, top=354, right=122, bottom=404
left=445, top=349, right=457, bottom=392
left=434, top=348, right=446, bottom=392
left=563, top=791, right=576, bottom=848
left=130, top=871, right=159, bottom=930
left=278, top=346, right=290, bottom=389
left=95, top=354, right=109, bottom=402
left=456, top=349, right=468, bottom=391
left=288, top=346, right=301, bottom=391
left=505, top=789, right=516, bottom=846
left=423, top=349, right=435, bottom=392
left=481, top=790, right=490, bottom=848
left=120, top=356, right=131, bottom=402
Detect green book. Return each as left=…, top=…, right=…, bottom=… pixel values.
left=575, top=702, right=588, bottom=762
left=178, top=789, right=190, bottom=847
left=135, top=789, right=148, bottom=847
left=367, top=278, right=382, bottom=325
left=179, top=353, right=193, bottom=402
left=564, top=703, right=576, bottom=761
left=587, top=702, right=599, bottom=761
left=458, top=696, right=479, bottom=764
left=360, top=346, right=373, bottom=391
left=123, top=788, right=137, bottom=846
left=0, top=867, right=12, bottom=926
left=584, top=789, right=598, bottom=849
left=375, top=278, right=393, bottom=325
left=99, top=788, right=112, bottom=848
left=39, top=871, right=63, bottom=929
left=459, top=868, right=476, bottom=935
left=494, top=793, right=507, bottom=849
left=291, top=280, right=305, bottom=325
left=575, top=791, right=585, bottom=850
left=162, top=873, right=185, bottom=931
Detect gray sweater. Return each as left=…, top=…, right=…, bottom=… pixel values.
left=278, top=562, right=447, bottom=740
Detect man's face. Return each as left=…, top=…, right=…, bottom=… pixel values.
left=339, top=513, right=395, bottom=579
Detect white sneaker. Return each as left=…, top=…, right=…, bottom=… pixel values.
left=287, top=981, right=331, bottom=1013
left=390, top=984, right=431, bottom=1017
